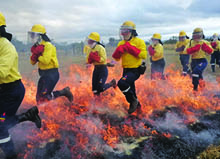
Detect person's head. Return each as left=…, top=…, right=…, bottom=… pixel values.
left=212, top=33, right=219, bottom=41
left=179, top=30, right=187, bottom=41
left=151, top=33, right=162, bottom=45
left=0, top=12, right=12, bottom=41
left=28, top=24, right=50, bottom=45
left=120, top=21, right=137, bottom=41
left=87, top=32, right=100, bottom=48
left=192, top=27, right=204, bottom=42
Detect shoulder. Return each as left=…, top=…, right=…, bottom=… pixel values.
left=94, top=44, right=106, bottom=52
left=133, top=37, right=145, bottom=44
left=0, top=37, right=16, bottom=53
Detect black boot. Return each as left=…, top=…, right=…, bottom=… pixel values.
left=128, top=96, right=138, bottom=114
left=109, top=79, right=117, bottom=88
left=58, top=87, right=73, bottom=102
left=17, top=106, right=41, bottom=128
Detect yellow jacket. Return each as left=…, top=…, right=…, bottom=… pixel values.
left=86, top=44, right=107, bottom=65
left=151, top=43, right=164, bottom=61
left=175, top=39, right=190, bottom=55
left=185, top=39, right=213, bottom=59
left=115, top=37, right=147, bottom=68
left=0, top=37, right=21, bottom=84
left=30, top=40, right=59, bottom=70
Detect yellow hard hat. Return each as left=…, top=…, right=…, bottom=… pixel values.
left=193, top=28, right=203, bottom=34
left=0, top=12, right=6, bottom=26
left=121, top=21, right=136, bottom=30
left=152, top=33, right=161, bottom=40
left=213, top=33, right=219, bottom=37
left=179, top=30, right=186, bottom=37
left=31, top=24, right=46, bottom=34
left=88, top=32, right=100, bottom=42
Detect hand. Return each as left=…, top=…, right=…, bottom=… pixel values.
left=211, top=42, right=217, bottom=49
left=187, top=44, right=201, bottom=54
left=148, top=45, right=155, bottom=56
left=89, top=51, right=101, bottom=63
left=31, top=44, right=44, bottom=56
left=124, top=41, right=140, bottom=57
left=201, top=43, right=213, bottom=54
left=112, top=45, right=126, bottom=59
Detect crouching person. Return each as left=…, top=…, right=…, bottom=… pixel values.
left=28, top=24, right=73, bottom=104
left=0, top=12, right=41, bottom=159
left=86, top=32, right=116, bottom=96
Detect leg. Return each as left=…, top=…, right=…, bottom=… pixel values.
left=0, top=81, right=25, bottom=158
left=191, top=59, right=207, bottom=91
left=117, top=70, right=140, bottom=114
left=210, top=52, right=216, bottom=72
left=91, top=67, right=100, bottom=95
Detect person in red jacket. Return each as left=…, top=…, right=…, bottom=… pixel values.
left=185, top=28, right=213, bottom=91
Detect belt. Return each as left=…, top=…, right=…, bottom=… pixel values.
left=0, top=80, right=21, bottom=90
left=94, top=65, right=107, bottom=68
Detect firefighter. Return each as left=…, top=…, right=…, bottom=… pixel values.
left=148, top=33, right=166, bottom=80
left=175, top=31, right=190, bottom=76
left=112, top=21, right=147, bottom=114
left=28, top=24, right=73, bottom=104
left=86, top=32, right=116, bottom=95
left=210, top=33, right=220, bottom=72
left=0, top=12, right=41, bottom=159
left=185, top=28, right=213, bottom=91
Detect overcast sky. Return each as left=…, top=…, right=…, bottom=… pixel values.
left=1, top=0, right=220, bottom=43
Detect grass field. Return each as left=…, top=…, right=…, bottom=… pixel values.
left=18, top=44, right=220, bottom=83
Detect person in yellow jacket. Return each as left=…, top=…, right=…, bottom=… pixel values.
left=210, top=33, right=220, bottom=72
left=28, top=24, right=73, bottom=104
left=112, top=21, right=147, bottom=114
left=175, top=31, right=190, bottom=76
left=0, top=12, right=41, bottom=159
left=185, top=28, right=213, bottom=91
left=86, top=32, right=116, bottom=95
left=148, top=33, right=166, bottom=80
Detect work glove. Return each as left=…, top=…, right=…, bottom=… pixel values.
left=112, top=45, right=126, bottom=59
left=148, top=45, right=155, bottom=56
left=30, top=44, right=44, bottom=62
left=31, top=45, right=44, bottom=56
left=124, top=41, right=140, bottom=57
left=186, top=44, right=201, bottom=54
left=201, top=43, right=213, bottom=54
left=88, top=51, right=101, bottom=63
left=211, top=42, right=217, bottom=49
left=30, top=54, right=39, bottom=62
left=176, top=45, right=185, bottom=52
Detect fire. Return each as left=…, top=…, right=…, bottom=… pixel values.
left=14, top=64, right=220, bottom=158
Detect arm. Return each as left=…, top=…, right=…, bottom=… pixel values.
left=38, top=43, right=53, bottom=65
left=0, top=45, right=16, bottom=78
left=201, top=42, right=213, bottom=54
left=186, top=44, right=201, bottom=54
left=137, top=40, right=147, bottom=59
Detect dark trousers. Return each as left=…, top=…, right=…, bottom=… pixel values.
left=36, top=68, right=59, bottom=103
left=0, top=80, right=25, bottom=156
left=151, top=58, right=166, bottom=79
left=210, top=51, right=220, bottom=71
left=92, top=65, right=111, bottom=95
left=191, top=58, right=207, bottom=90
left=117, top=68, right=140, bottom=103
left=180, top=54, right=190, bottom=74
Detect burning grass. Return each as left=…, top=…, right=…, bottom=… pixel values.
left=8, top=64, right=220, bottom=159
